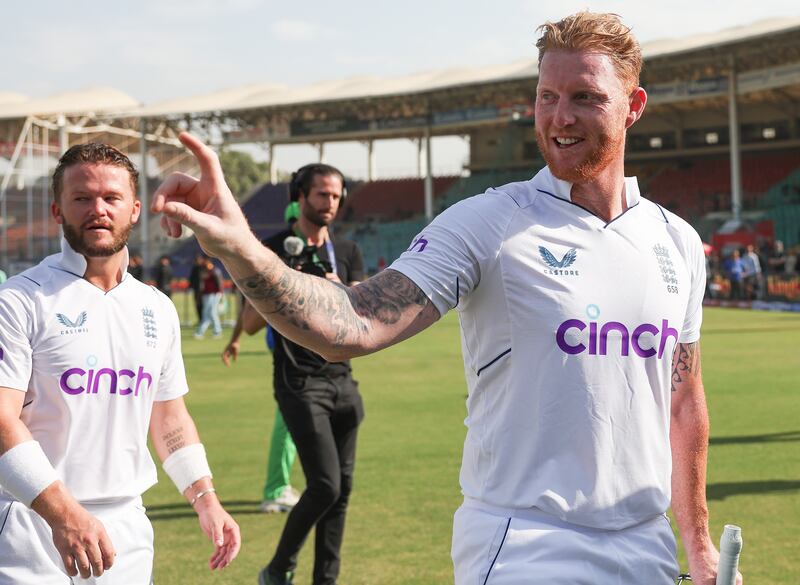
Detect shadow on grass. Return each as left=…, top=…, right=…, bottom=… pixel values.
left=703, top=326, right=800, bottom=335
left=181, top=351, right=265, bottom=360
left=147, top=500, right=267, bottom=522
left=707, top=480, right=800, bottom=501
left=710, top=430, right=800, bottom=445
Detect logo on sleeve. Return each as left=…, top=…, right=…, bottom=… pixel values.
left=653, top=244, right=679, bottom=294
left=539, top=246, right=579, bottom=276
left=408, top=235, right=428, bottom=253
left=57, top=311, right=89, bottom=335
left=142, top=308, right=157, bottom=340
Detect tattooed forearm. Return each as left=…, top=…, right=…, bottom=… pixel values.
left=235, top=267, right=430, bottom=348
left=163, top=426, right=186, bottom=454
left=671, top=342, right=701, bottom=392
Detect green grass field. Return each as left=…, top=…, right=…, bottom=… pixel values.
left=145, top=307, right=800, bottom=584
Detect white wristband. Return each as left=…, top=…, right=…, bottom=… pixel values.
left=162, top=443, right=212, bottom=494
left=0, top=440, right=59, bottom=507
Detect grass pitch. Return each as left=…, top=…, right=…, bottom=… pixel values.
left=146, top=307, right=800, bottom=584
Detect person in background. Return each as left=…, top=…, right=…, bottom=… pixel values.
left=128, top=253, right=144, bottom=280
left=188, top=254, right=206, bottom=325
left=742, top=244, right=762, bottom=300
left=153, top=255, right=173, bottom=298
left=221, top=202, right=303, bottom=515
left=724, top=249, right=745, bottom=300
left=194, top=258, right=223, bottom=339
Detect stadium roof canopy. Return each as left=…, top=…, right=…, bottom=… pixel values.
left=1, top=16, right=798, bottom=124
left=0, top=87, right=140, bottom=121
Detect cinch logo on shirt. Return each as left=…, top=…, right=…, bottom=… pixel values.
left=556, top=318, right=678, bottom=359
left=59, top=366, right=153, bottom=396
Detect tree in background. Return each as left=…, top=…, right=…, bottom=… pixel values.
left=218, top=148, right=269, bottom=200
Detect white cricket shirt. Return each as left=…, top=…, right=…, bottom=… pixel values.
left=0, top=239, right=189, bottom=503
left=391, top=167, right=705, bottom=530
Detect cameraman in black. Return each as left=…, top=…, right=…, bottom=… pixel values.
left=259, top=163, right=365, bottom=585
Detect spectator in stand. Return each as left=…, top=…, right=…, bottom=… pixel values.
left=742, top=244, right=763, bottom=300
left=785, top=246, right=798, bottom=276
left=188, top=254, right=206, bottom=325
left=154, top=255, right=173, bottom=297
left=194, top=258, right=224, bottom=339
left=128, top=253, right=144, bottom=280
left=768, top=240, right=787, bottom=278
left=724, top=249, right=745, bottom=300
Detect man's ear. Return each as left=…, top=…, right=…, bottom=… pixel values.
left=626, top=87, right=648, bottom=129
left=51, top=201, right=63, bottom=224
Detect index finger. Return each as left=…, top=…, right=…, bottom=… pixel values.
left=178, top=132, right=225, bottom=185
left=98, top=528, right=116, bottom=570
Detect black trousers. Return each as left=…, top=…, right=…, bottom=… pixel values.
left=269, top=372, right=364, bottom=585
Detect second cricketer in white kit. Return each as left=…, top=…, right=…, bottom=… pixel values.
left=149, top=12, right=741, bottom=585
left=0, top=143, right=240, bottom=584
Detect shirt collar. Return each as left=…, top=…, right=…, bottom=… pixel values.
left=56, top=237, right=130, bottom=281
left=536, top=166, right=641, bottom=208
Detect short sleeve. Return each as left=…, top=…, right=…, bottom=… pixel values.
left=389, top=193, right=514, bottom=317
left=154, top=300, right=190, bottom=402
left=679, top=230, right=706, bottom=343
left=0, top=286, right=34, bottom=392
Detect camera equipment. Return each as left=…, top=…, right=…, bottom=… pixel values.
left=282, top=235, right=332, bottom=278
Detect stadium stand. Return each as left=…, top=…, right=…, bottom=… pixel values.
left=639, top=152, right=800, bottom=219
left=343, top=177, right=458, bottom=222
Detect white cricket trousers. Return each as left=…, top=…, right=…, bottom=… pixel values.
left=0, top=496, right=153, bottom=585
left=451, top=498, right=679, bottom=585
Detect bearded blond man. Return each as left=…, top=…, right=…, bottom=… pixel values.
left=152, top=12, right=739, bottom=585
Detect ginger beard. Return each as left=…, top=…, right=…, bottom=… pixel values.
left=535, top=123, right=625, bottom=184
left=61, top=216, right=135, bottom=257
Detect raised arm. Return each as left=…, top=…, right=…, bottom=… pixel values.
left=152, top=133, right=440, bottom=361
left=669, top=342, right=742, bottom=585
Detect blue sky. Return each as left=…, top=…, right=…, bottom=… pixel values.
left=5, top=0, right=799, bottom=177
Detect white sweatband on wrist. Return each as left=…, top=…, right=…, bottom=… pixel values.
left=162, top=443, right=212, bottom=494
left=0, top=440, right=59, bottom=508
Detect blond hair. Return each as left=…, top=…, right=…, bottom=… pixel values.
left=536, top=12, right=642, bottom=91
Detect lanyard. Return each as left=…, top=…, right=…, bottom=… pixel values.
left=324, top=238, right=337, bottom=276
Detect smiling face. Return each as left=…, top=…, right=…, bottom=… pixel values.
left=535, top=50, right=645, bottom=185
left=52, top=163, right=141, bottom=257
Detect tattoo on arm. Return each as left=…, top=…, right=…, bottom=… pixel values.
left=671, top=342, right=701, bottom=392
left=235, top=268, right=429, bottom=345
left=347, top=270, right=429, bottom=324
left=163, top=426, right=186, bottom=454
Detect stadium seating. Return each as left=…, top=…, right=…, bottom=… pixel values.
left=343, top=177, right=459, bottom=222
left=641, top=152, right=800, bottom=219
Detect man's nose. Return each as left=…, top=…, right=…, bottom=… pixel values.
left=90, top=197, right=109, bottom=216
left=553, top=100, right=576, bottom=128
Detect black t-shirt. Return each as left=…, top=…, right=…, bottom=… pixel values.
left=264, top=229, right=365, bottom=378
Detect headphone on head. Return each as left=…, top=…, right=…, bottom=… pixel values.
left=289, top=163, right=348, bottom=202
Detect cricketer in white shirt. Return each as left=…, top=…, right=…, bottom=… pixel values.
left=391, top=166, right=705, bottom=582
left=0, top=146, right=239, bottom=584
left=0, top=240, right=188, bottom=502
